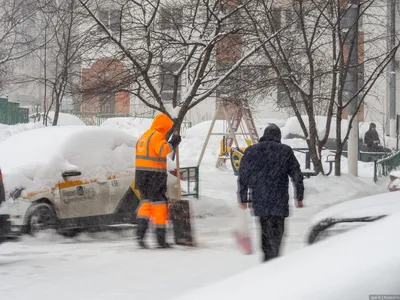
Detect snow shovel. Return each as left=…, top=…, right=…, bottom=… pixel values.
left=169, top=139, right=196, bottom=247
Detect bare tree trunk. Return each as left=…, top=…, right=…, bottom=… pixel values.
left=335, top=105, right=343, bottom=175
left=307, top=136, right=324, bottom=174
left=52, top=95, right=60, bottom=126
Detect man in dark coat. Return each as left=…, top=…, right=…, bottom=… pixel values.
left=237, top=124, right=304, bottom=262
left=364, top=123, right=380, bottom=151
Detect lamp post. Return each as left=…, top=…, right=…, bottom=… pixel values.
left=389, top=0, right=397, bottom=138
left=341, top=0, right=360, bottom=176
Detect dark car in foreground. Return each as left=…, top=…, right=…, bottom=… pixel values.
left=0, top=168, right=10, bottom=243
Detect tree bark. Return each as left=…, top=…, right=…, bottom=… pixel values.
left=335, top=107, right=343, bottom=176
left=52, top=96, right=60, bottom=126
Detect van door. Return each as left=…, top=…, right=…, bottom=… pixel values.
left=58, top=178, right=108, bottom=220
left=108, top=171, right=135, bottom=214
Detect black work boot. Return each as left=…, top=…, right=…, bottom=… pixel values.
left=156, top=228, right=171, bottom=249
left=136, top=218, right=149, bottom=249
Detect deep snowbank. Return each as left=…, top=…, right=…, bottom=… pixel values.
left=47, top=112, right=86, bottom=126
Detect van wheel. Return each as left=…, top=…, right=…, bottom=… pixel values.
left=27, top=203, right=58, bottom=235
left=60, top=229, right=80, bottom=238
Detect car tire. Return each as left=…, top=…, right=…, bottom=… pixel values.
left=27, top=203, right=58, bottom=236
left=60, top=229, right=81, bottom=238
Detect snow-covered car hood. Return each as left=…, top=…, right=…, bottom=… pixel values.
left=309, top=191, right=400, bottom=228
left=174, top=213, right=400, bottom=300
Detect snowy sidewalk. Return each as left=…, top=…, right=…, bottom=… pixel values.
left=0, top=170, right=388, bottom=300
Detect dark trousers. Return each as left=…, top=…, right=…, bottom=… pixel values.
left=259, top=216, right=285, bottom=262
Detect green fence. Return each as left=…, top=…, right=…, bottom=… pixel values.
left=63, top=111, right=193, bottom=134
left=374, top=150, right=400, bottom=182
left=93, top=113, right=192, bottom=132
left=0, top=97, right=29, bottom=125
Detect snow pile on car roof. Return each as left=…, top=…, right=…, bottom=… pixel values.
left=0, top=122, right=44, bottom=143
left=30, top=111, right=86, bottom=126
left=47, top=112, right=86, bottom=126
left=0, top=126, right=137, bottom=195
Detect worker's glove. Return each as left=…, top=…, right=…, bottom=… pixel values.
left=169, top=135, right=182, bottom=148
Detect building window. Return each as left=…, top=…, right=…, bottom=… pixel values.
left=159, top=7, right=183, bottom=31
left=160, top=62, right=182, bottom=103
left=100, top=94, right=115, bottom=113
left=98, top=9, right=121, bottom=33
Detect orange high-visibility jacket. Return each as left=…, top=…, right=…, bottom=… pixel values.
left=135, top=114, right=174, bottom=173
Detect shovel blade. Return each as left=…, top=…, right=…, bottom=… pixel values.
left=169, top=199, right=195, bottom=246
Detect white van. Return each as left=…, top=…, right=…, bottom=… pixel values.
left=0, top=126, right=177, bottom=236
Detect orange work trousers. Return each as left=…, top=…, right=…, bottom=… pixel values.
left=137, top=200, right=168, bottom=227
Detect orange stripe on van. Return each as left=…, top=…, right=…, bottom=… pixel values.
left=21, top=174, right=136, bottom=199
left=57, top=179, right=94, bottom=189
left=24, top=190, right=49, bottom=199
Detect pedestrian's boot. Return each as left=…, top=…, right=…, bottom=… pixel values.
left=136, top=218, right=149, bottom=249
left=156, top=227, right=171, bottom=249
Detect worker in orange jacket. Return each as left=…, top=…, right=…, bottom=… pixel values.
left=135, top=113, right=181, bottom=248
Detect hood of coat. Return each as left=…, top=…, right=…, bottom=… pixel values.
left=151, top=113, right=174, bottom=135
left=259, top=124, right=282, bottom=143
left=369, top=122, right=376, bottom=130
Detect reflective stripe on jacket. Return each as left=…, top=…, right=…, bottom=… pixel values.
left=135, top=114, right=174, bottom=173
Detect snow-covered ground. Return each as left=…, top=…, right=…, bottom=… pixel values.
left=176, top=211, right=400, bottom=300
left=0, top=117, right=392, bottom=299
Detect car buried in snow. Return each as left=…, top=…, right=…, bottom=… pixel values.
left=388, top=170, right=400, bottom=192
left=175, top=212, right=400, bottom=300
left=0, top=126, right=178, bottom=237
left=306, top=191, right=400, bottom=244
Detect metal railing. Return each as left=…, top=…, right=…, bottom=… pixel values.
left=374, top=150, right=400, bottom=182
left=292, top=148, right=317, bottom=178
left=179, top=166, right=199, bottom=199
left=293, top=147, right=394, bottom=180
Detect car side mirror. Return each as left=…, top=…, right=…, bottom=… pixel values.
left=62, top=171, right=81, bottom=178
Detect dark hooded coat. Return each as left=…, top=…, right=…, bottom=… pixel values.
left=364, top=123, right=380, bottom=149
left=237, top=124, right=304, bottom=217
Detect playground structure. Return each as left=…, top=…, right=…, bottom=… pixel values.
left=197, top=100, right=259, bottom=170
